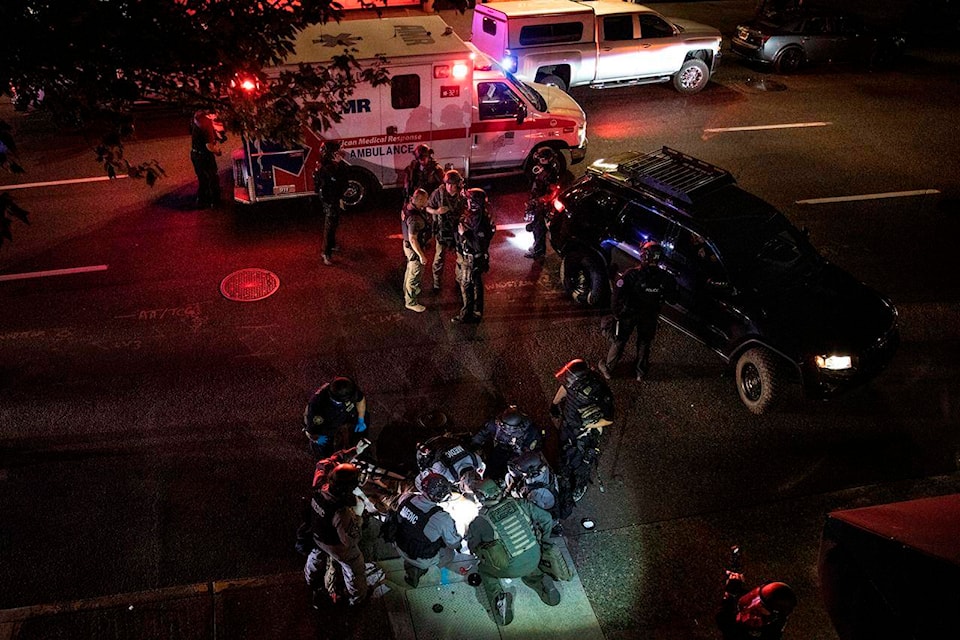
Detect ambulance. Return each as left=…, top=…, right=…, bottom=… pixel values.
left=232, top=15, right=588, bottom=208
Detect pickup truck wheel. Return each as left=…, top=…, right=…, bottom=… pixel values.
left=673, top=59, right=710, bottom=94
left=341, top=168, right=380, bottom=212
left=560, top=252, right=605, bottom=307
left=774, top=46, right=804, bottom=74
left=539, top=74, right=568, bottom=92
left=735, top=347, right=781, bottom=415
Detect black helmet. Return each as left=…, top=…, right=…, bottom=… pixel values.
left=329, top=377, right=358, bottom=404
left=418, top=472, right=453, bottom=503
left=473, top=478, right=502, bottom=504
left=414, top=143, right=433, bottom=159
left=509, top=450, right=547, bottom=478
left=444, top=169, right=462, bottom=185
left=326, top=463, right=360, bottom=497
left=322, top=140, right=342, bottom=155
left=639, top=240, right=663, bottom=264
left=496, top=405, right=530, bottom=438
left=415, top=434, right=457, bottom=471
left=466, top=188, right=487, bottom=214
left=534, top=147, right=556, bottom=165
left=555, top=358, right=591, bottom=388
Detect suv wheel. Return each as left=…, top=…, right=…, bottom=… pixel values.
left=560, top=252, right=605, bottom=307
left=538, top=74, right=568, bottom=92
left=673, top=58, right=710, bottom=94
left=735, top=347, right=781, bottom=414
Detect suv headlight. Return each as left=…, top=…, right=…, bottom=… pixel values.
left=815, top=354, right=853, bottom=371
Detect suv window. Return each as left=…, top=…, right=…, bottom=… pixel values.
left=602, top=15, right=635, bottom=41
left=639, top=14, right=675, bottom=39
left=519, top=22, right=584, bottom=46
left=621, top=201, right=670, bottom=243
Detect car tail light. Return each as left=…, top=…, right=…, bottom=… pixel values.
left=553, top=198, right=565, bottom=215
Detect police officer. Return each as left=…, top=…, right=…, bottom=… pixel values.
left=393, top=472, right=463, bottom=588
left=466, top=478, right=559, bottom=627
left=303, top=376, right=368, bottom=460
left=402, top=144, right=444, bottom=199
left=598, top=240, right=676, bottom=381
left=426, top=169, right=466, bottom=292
left=470, top=405, right=541, bottom=483
left=551, top=359, right=614, bottom=516
left=416, top=434, right=487, bottom=492
left=717, top=572, right=797, bottom=640
left=314, top=140, right=349, bottom=266
left=304, top=463, right=368, bottom=607
left=524, top=147, right=560, bottom=260
left=189, top=109, right=223, bottom=209
left=401, top=188, right=432, bottom=313
left=452, top=188, right=495, bottom=324
left=505, top=450, right=562, bottom=536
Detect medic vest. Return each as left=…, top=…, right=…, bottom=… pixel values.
left=309, top=493, right=343, bottom=547
left=436, top=444, right=477, bottom=480
left=481, top=498, right=538, bottom=559
left=395, top=496, right=445, bottom=560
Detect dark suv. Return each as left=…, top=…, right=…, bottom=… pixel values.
left=549, top=147, right=899, bottom=413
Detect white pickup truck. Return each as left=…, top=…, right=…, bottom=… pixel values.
left=471, top=0, right=722, bottom=94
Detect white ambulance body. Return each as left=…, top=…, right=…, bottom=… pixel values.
left=232, top=16, right=588, bottom=207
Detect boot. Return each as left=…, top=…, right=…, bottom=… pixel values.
left=524, top=574, right=561, bottom=606
left=493, top=591, right=514, bottom=626
left=404, top=565, right=427, bottom=588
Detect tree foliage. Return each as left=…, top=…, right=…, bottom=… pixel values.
left=0, top=0, right=468, bottom=247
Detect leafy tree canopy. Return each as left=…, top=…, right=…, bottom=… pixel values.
left=0, top=0, right=468, bottom=144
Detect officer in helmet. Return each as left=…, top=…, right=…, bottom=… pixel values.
left=304, top=463, right=369, bottom=607
left=551, top=359, right=614, bottom=515
left=416, top=434, right=487, bottom=490
left=303, top=376, right=368, bottom=460
left=466, top=478, right=559, bottom=626
left=717, top=570, right=797, bottom=640
left=313, top=140, right=348, bottom=266
left=505, top=450, right=563, bottom=536
left=452, top=188, right=496, bottom=324
left=391, top=472, right=462, bottom=588
left=403, top=143, right=444, bottom=199
left=426, top=169, right=467, bottom=293
left=598, top=240, right=676, bottom=382
left=470, top=405, right=542, bottom=482
left=524, top=147, right=561, bottom=260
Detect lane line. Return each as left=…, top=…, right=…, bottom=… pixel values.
left=796, top=189, right=940, bottom=205
left=704, top=122, right=831, bottom=133
left=0, top=175, right=128, bottom=191
left=0, top=265, right=109, bottom=282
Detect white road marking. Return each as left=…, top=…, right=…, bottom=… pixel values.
left=0, top=265, right=109, bottom=282
left=0, top=175, right=128, bottom=191
left=703, top=122, right=832, bottom=133
left=796, top=189, right=941, bottom=205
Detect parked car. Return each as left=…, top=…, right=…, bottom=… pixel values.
left=548, top=147, right=899, bottom=414
left=731, top=8, right=906, bottom=73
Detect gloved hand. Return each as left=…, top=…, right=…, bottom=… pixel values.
left=354, top=417, right=367, bottom=433
left=314, top=434, right=329, bottom=446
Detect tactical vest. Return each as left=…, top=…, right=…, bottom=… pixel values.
left=436, top=444, right=475, bottom=480
left=395, top=496, right=445, bottom=560
left=310, top=494, right=342, bottom=546
left=563, top=373, right=614, bottom=430
left=401, top=205, right=431, bottom=249
left=482, top=498, right=538, bottom=559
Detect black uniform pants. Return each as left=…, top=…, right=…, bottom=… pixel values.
left=321, top=201, right=341, bottom=257
left=456, top=255, right=484, bottom=319
left=191, top=149, right=220, bottom=207
left=604, top=316, right=655, bottom=378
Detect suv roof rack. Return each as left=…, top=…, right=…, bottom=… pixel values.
left=615, top=146, right=734, bottom=205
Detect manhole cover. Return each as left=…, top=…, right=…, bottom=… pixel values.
left=220, top=268, right=280, bottom=302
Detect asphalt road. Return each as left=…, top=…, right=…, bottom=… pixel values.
left=2, top=2, right=959, bottom=638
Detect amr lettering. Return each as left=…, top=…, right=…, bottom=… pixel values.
left=343, top=98, right=372, bottom=114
